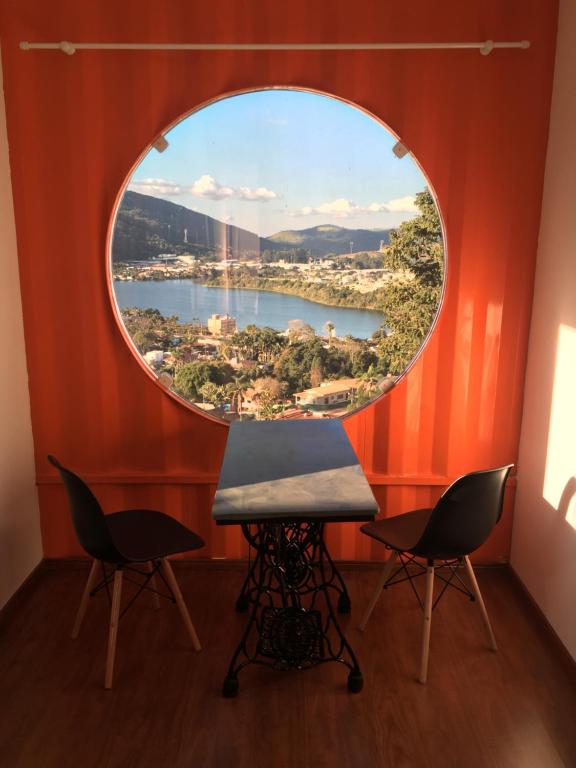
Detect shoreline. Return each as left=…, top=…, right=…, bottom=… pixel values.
left=112, top=275, right=386, bottom=318
left=202, top=281, right=385, bottom=316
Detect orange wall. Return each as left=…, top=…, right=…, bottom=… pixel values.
left=0, top=0, right=557, bottom=562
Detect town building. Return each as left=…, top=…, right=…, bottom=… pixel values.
left=294, top=378, right=361, bottom=411
left=143, top=350, right=164, bottom=366
left=207, top=313, right=237, bottom=336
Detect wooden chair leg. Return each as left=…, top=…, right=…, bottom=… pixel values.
left=160, top=558, right=202, bottom=652
left=359, top=550, right=399, bottom=631
left=104, top=569, right=123, bottom=690
left=147, top=561, right=161, bottom=610
left=419, top=562, right=435, bottom=684
left=71, top=558, right=99, bottom=640
left=464, top=556, right=498, bottom=651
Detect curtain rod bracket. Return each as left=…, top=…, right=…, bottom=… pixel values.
left=60, top=41, right=76, bottom=55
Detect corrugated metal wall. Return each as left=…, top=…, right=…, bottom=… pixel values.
left=1, top=0, right=557, bottom=562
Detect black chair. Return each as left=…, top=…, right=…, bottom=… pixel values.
left=48, top=455, right=205, bottom=689
left=359, top=465, right=513, bottom=683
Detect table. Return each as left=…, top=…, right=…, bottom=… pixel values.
left=212, top=419, right=379, bottom=697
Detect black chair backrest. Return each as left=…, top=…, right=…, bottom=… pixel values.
left=48, top=456, right=125, bottom=563
left=412, top=465, right=514, bottom=560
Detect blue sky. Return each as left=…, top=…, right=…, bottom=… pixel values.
left=129, top=89, right=429, bottom=237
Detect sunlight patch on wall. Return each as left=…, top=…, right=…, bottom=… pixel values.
left=543, top=324, right=576, bottom=529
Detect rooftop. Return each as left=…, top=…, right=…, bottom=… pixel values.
left=294, top=378, right=360, bottom=398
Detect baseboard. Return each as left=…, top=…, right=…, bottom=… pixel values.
left=41, top=556, right=509, bottom=572
left=0, top=560, right=46, bottom=627
left=507, top=565, right=576, bottom=684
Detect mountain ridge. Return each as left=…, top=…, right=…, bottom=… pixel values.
left=111, top=191, right=392, bottom=262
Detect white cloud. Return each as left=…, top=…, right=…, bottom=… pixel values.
left=128, top=178, right=184, bottom=196
left=290, top=195, right=418, bottom=219
left=368, top=195, right=418, bottom=214
left=189, top=174, right=235, bottom=200
left=130, top=174, right=281, bottom=204
left=189, top=175, right=280, bottom=203
left=238, top=186, right=279, bottom=202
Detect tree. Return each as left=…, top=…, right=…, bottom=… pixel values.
left=226, top=377, right=248, bottom=415
left=199, top=382, right=225, bottom=406
left=251, top=377, right=286, bottom=420
left=173, top=361, right=234, bottom=401
left=230, top=326, right=287, bottom=364
left=373, top=188, right=444, bottom=375
left=351, top=347, right=378, bottom=378
left=310, top=355, right=324, bottom=388
left=274, top=338, right=352, bottom=394
left=255, top=389, right=278, bottom=420
left=384, top=188, right=444, bottom=286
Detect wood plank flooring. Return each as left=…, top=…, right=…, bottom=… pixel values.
left=0, top=562, right=575, bottom=768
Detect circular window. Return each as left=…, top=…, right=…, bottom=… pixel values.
left=109, top=88, right=445, bottom=422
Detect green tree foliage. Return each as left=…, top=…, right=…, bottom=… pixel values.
left=225, top=377, right=249, bottom=415
left=261, top=248, right=310, bottom=264
left=384, top=189, right=444, bottom=286
left=199, top=382, right=226, bottom=406
left=351, top=347, right=379, bottom=378
left=174, top=361, right=234, bottom=401
left=343, top=253, right=385, bottom=269
left=374, top=188, right=444, bottom=374
left=230, top=326, right=287, bottom=363
left=122, top=307, right=180, bottom=353
left=274, top=338, right=353, bottom=394
left=310, top=355, right=324, bottom=387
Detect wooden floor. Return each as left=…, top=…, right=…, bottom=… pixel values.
left=0, top=562, right=575, bottom=768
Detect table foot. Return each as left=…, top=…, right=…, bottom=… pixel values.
left=347, top=671, right=363, bottom=693
left=222, top=676, right=239, bottom=698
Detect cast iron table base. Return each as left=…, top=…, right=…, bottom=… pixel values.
left=222, top=521, right=362, bottom=697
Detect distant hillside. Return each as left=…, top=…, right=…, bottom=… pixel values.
left=112, top=191, right=265, bottom=263
left=266, top=224, right=391, bottom=256
left=111, top=191, right=392, bottom=262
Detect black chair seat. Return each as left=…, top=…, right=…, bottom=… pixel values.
left=106, top=510, right=204, bottom=562
left=360, top=508, right=433, bottom=552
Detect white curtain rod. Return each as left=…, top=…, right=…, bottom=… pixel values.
left=19, top=40, right=530, bottom=56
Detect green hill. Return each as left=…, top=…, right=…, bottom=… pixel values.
left=266, top=224, right=390, bottom=255
left=111, top=191, right=392, bottom=262
left=111, top=191, right=264, bottom=262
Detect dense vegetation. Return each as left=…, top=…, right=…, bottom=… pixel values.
left=119, top=188, right=443, bottom=416
left=205, top=189, right=445, bottom=376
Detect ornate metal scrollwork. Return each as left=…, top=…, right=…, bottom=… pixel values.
left=222, top=521, right=363, bottom=696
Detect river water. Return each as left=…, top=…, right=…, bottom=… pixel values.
left=113, top=280, right=384, bottom=339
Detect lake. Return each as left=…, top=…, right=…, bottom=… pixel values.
left=113, top=280, right=384, bottom=339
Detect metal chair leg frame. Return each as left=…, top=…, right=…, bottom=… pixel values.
left=464, top=556, right=498, bottom=651
left=359, top=550, right=399, bottom=631
left=71, top=558, right=100, bottom=640
left=146, top=561, right=161, bottom=610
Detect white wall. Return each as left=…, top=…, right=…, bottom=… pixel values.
left=0, top=58, right=43, bottom=609
left=512, top=0, right=576, bottom=659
